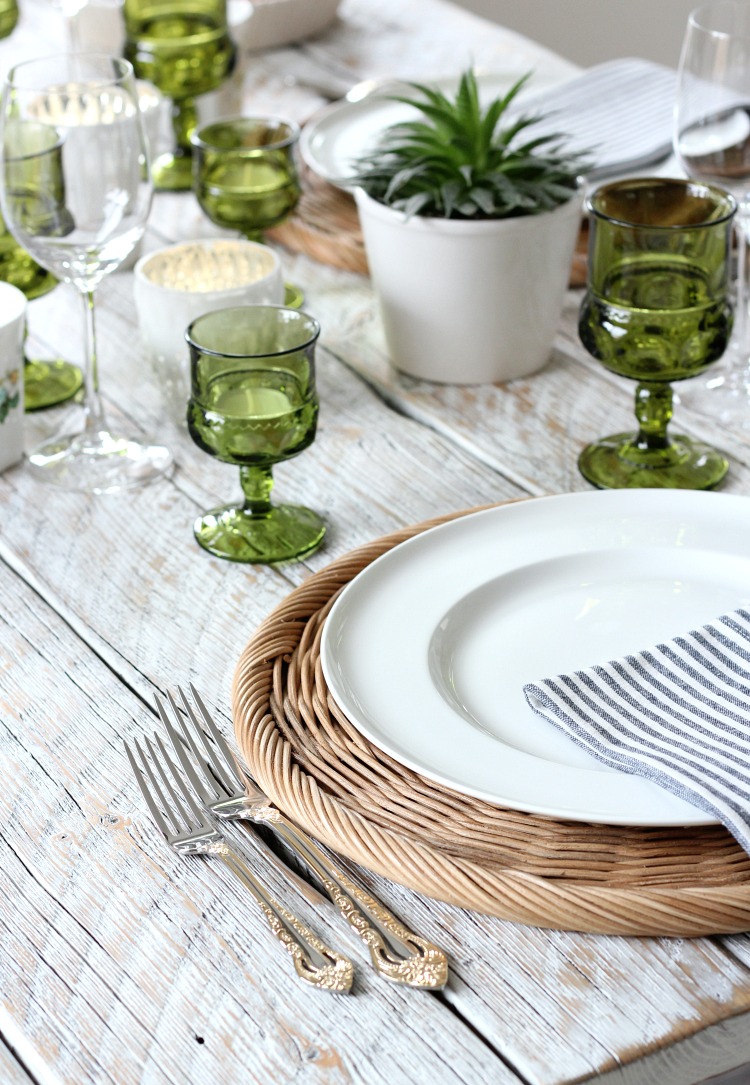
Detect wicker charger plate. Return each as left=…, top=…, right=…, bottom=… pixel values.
left=232, top=505, right=750, bottom=936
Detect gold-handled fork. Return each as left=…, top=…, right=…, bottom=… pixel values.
left=159, top=685, right=449, bottom=990
left=125, top=730, right=353, bottom=993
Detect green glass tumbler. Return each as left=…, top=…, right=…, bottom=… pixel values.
left=123, top=0, right=235, bottom=191
left=578, top=177, right=736, bottom=489
left=191, top=116, right=303, bottom=307
left=187, top=305, right=325, bottom=563
left=1, top=121, right=82, bottom=409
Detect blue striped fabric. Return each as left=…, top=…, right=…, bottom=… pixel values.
left=523, top=609, right=750, bottom=851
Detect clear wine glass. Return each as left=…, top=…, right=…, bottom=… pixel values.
left=674, top=0, right=750, bottom=423
left=0, top=54, right=172, bottom=492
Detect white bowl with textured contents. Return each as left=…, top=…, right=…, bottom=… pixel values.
left=134, top=238, right=284, bottom=422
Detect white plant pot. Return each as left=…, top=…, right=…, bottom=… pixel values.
left=354, top=187, right=582, bottom=384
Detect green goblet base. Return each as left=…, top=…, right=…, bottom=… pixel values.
left=578, top=431, right=728, bottom=490
left=24, top=358, right=84, bottom=411
left=283, top=282, right=304, bottom=309
left=194, top=502, right=325, bottom=563
left=151, top=150, right=194, bottom=192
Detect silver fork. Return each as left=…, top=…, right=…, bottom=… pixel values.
left=124, top=730, right=354, bottom=994
left=158, top=685, right=449, bottom=990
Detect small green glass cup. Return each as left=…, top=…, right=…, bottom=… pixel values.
left=578, top=177, right=736, bottom=490
left=123, top=0, right=235, bottom=191
left=191, top=116, right=303, bottom=307
left=187, top=305, right=325, bottom=563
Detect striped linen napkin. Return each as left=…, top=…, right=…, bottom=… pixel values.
left=523, top=609, right=750, bottom=851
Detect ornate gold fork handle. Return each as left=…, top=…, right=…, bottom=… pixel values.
left=215, top=843, right=354, bottom=993
left=247, top=808, right=448, bottom=989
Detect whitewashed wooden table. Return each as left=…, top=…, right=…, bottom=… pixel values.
left=4, top=2, right=750, bottom=1083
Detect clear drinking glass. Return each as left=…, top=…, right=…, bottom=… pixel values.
left=578, top=177, right=736, bottom=490
left=674, top=0, right=750, bottom=422
left=187, top=305, right=325, bottom=563
left=0, top=54, right=171, bottom=492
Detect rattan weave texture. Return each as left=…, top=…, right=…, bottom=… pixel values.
left=232, top=507, right=750, bottom=936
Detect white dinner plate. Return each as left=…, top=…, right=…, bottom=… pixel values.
left=300, top=70, right=563, bottom=188
left=320, top=490, right=750, bottom=826
left=301, top=58, right=676, bottom=189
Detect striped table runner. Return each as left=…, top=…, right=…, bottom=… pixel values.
left=523, top=609, right=750, bottom=852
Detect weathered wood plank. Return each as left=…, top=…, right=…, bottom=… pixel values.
left=0, top=559, right=521, bottom=1085
left=0, top=1038, right=36, bottom=1085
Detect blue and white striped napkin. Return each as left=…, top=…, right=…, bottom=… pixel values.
left=523, top=609, right=750, bottom=852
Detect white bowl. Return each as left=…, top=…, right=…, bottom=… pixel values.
left=134, top=238, right=284, bottom=422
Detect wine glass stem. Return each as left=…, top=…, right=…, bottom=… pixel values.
left=81, top=288, right=106, bottom=434
left=634, top=381, right=672, bottom=451
left=240, top=464, right=274, bottom=515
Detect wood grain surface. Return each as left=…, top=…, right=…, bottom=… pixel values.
left=3, top=2, right=750, bottom=1084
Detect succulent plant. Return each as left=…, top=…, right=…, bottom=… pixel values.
left=351, top=68, right=586, bottom=220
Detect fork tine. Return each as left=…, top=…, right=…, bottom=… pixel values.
left=184, top=683, right=245, bottom=787
left=150, top=731, right=209, bottom=831
left=178, top=685, right=239, bottom=792
left=125, top=736, right=183, bottom=838
left=157, top=694, right=219, bottom=804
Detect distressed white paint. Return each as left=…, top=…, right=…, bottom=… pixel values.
left=2, top=4, right=750, bottom=1085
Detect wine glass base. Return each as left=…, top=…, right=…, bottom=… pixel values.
left=678, top=369, right=750, bottom=428
left=151, top=151, right=193, bottom=192
left=27, top=429, right=173, bottom=493
left=194, top=502, right=325, bottom=563
left=578, top=431, right=728, bottom=490
left=24, top=358, right=84, bottom=411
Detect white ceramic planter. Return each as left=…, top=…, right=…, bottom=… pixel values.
left=354, top=187, right=582, bottom=384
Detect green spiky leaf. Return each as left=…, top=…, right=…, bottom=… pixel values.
left=351, top=68, right=588, bottom=219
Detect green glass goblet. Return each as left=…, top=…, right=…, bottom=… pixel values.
left=0, top=124, right=82, bottom=410
left=191, top=116, right=303, bottom=307
left=578, top=177, right=736, bottom=490
left=123, top=0, right=235, bottom=191
left=187, top=305, right=325, bottom=563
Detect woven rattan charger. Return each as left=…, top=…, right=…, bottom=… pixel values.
left=232, top=505, right=750, bottom=937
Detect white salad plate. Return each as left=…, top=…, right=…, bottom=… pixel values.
left=301, top=58, right=676, bottom=188
left=320, top=490, right=750, bottom=826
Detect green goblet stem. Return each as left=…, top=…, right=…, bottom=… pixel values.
left=634, top=381, right=673, bottom=452
left=240, top=463, right=273, bottom=516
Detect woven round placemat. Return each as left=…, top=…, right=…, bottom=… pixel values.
left=232, top=505, right=750, bottom=936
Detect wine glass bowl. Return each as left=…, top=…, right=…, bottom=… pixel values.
left=123, top=0, right=235, bottom=191
left=187, top=304, right=325, bottom=563
left=578, top=177, right=736, bottom=490
left=0, top=53, right=171, bottom=492
left=674, top=0, right=750, bottom=420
